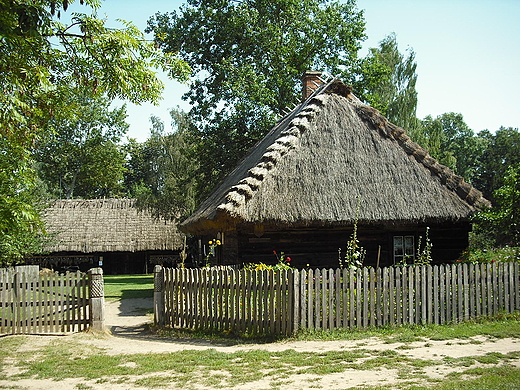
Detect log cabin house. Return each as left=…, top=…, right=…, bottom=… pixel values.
left=181, top=73, right=490, bottom=269
left=32, top=198, right=184, bottom=274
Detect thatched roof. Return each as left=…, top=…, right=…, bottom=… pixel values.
left=43, top=199, right=183, bottom=253
left=181, top=78, right=490, bottom=234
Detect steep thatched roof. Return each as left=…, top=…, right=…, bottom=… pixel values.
left=181, top=79, right=490, bottom=234
left=44, top=199, right=183, bottom=253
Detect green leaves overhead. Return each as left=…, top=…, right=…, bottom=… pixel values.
left=148, top=0, right=366, bottom=192
left=0, top=0, right=190, bottom=264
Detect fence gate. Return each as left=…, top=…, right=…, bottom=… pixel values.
left=0, top=266, right=92, bottom=334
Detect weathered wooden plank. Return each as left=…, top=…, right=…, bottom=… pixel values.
left=462, top=263, right=469, bottom=321
left=389, top=267, right=395, bottom=326
left=328, top=268, right=334, bottom=330
left=415, top=266, right=422, bottom=324
left=335, top=268, right=341, bottom=329
left=307, top=269, right=314, bottom=330
left=355, top=268, right=362, bottom=329
left=349, top=268, right=355, bottom=328
left=321, top=269, right=328, bottom=330
left=452, top=264, right=458, bottom=323
left=498, top=263, right=505, bottom=312
left=368, top=267, right=375, bottom=327
left=401, top=266, right=407, bottom=325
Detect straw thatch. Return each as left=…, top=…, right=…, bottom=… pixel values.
left=44, top=199, right=183, bottom=253
left=181, top=79, right=490, bottom=234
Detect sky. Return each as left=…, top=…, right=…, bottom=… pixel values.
left=70, top=0, right=520, bottom=141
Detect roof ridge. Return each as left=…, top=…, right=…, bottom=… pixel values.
left=352, top=102, right=491, bottom=208
left=216, top=94, right=329, bottom=217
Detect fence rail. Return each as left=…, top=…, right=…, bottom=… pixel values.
left=0, top=267, right=105, bottom=335
left=155, top=262, right=520, bottom=335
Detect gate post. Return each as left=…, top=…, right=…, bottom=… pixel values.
left=88, top=267, right=105, bottom=332
left=154, top=265, right=164, bottom=326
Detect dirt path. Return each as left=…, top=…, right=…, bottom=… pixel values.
left=2, top=298, right=519, bottom=390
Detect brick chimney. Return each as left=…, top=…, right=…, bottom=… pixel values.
left=301, top=71, right=323, bottom=100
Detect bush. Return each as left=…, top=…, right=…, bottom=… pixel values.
left=459, top=246, right=520, bottom=264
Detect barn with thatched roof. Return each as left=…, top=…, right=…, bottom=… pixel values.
left=181, top=73, right=490, bottom=268
left=33, top=199, right=184, bottom=274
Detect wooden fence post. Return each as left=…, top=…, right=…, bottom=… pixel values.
left=154, top=265, right=164, bottom=326
left=88, top=267, right=105, bottom=332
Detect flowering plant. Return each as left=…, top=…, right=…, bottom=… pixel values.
left=243, top=250, right=293, bottom=271
left=204, top=238, right=222, bottom=267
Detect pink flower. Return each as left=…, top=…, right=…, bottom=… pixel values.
left=286, top=257, right=291, bottom=262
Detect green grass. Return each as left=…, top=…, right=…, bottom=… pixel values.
left=1, top=313, right=519, bottom=389
left=103, top=274, right=153, bottom=301
left=2, top=338, right=518, bottom=389
left=292, top=312, right=520, bottom=343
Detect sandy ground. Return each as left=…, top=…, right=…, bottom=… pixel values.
left=2, top=298, right=520, bottom=389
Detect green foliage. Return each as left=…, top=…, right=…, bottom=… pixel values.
left=125, top=108, right=200, bottom=221
left=244, top=251, right=293, bottom=271
left=0, top=0, right=189, bottom=264
left=415, top=227, right=433, bottom=266
left=460, top=247, right=520, bottom=264
left=34, top=93, right=129, bottom=198
left=472, top=164, right=520, bottom=248
left=411, top=112, right=484, bottom=181
left=339, top=197, right=365, bottom=269
left=353, top=33, right=419, bottom=133
left=0, top=138, right=47, bottom=266
left=473, top=127, right=520, bottom=202
left=148, top=0, right=366, bottom=194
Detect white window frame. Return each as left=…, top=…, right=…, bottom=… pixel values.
left=393, top=235, right=415, bottom=265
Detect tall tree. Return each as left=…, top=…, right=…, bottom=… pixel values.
left=0, top=0, right=190, bottom=265
left=473, top=127, right=520, bottom=202
left=125, top=108, right=200, bottom=221
left=147, top=0, right=366, bottom=195
left=473, top=163, right=520, bottom=247
left=416, top=113, right=485, bottom=182
left=34, top=93, right=129, bottom=199
left=353, top=33, right=419, bottom=133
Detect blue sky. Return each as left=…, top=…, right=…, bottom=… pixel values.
left=70, top=0, right=520, bottom=141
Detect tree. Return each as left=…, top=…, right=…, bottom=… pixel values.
left=473, top=164, right=520, bottom=248
left=473, top=127, right=520, bottom=202
left=147, top=0, right=366, bottom=195
left=125, top=108, right=200, bottom=221
left=416, top=113, right=485, bottom=182
left=353, top=33, right=419, bottom=133
left=0, top=0, right=190, bottom=264
left=34, top=93, right=129, bottom=198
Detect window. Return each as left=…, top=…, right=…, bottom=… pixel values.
left=394, top=235, right=415, bottom=265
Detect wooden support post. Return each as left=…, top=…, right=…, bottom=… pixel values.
left=154, top=265, right=164, bottom=326
left=88, top=267, right=105, bottom=332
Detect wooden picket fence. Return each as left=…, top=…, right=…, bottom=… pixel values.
left=155, top=267, right=296, bottom=335
left=154, top=262, right=520, bottom=336
left=0, top=267, right=90, bottom=334
left=299, top=262, right=519, bottom=330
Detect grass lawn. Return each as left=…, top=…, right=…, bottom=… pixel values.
left=1, top=315, right=519, bottom=390
left=103, top=274, right=153, bottom=301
